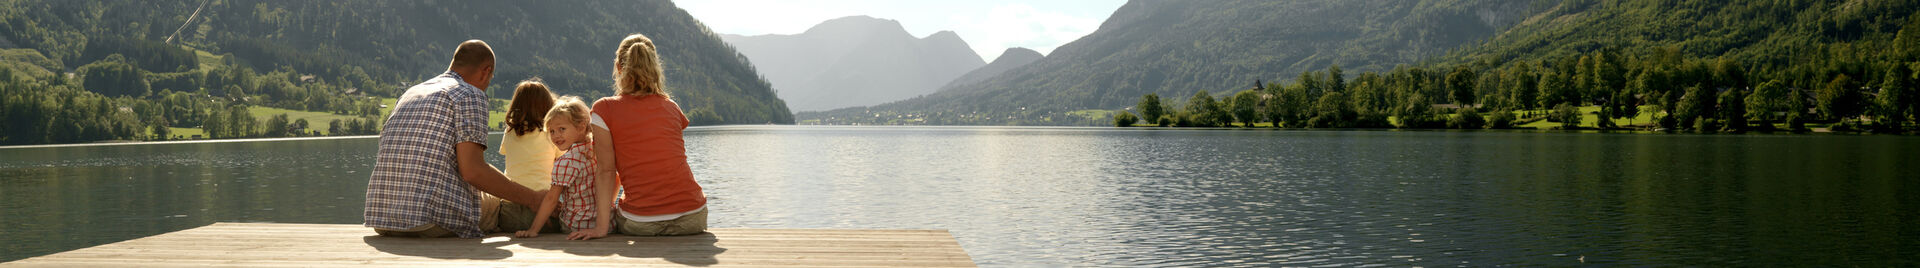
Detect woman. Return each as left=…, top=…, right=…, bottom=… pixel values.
left=567, top=33, right=708, bottom=240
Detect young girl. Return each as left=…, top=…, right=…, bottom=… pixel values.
left=516, top=96, right=598, bottom=238
left=485, top=79, right=558, bottom=232
left=500, top=79, right=562, bottom=187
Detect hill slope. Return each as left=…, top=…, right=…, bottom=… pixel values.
left=940, top=47, right=1043, bottom=92
left=0, top=0, right=793, bottom=125
left=722, top=16, right=985, bottom=112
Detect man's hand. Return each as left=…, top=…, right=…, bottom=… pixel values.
left=515, top=230, right=539, bottom=238
left=567, top=226, right=609, bottom=240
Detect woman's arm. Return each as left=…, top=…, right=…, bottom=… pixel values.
left=569, top=124, right=620, bottom=240
left=515, top=188, right=563, bottom=237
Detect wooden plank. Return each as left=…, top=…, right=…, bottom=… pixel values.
left=3, top=223, right=976, bottom=267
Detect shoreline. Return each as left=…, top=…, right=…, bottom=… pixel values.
left=0, top=125, right=1894, bottom=149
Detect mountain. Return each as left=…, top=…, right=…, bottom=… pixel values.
left=940, top=47, right=1043, bottom=91
left=722, top=16, right=986, bottom=112
left=0, top=0, right=793, bottom=126
left=799, top=0, right=1551, bottom=125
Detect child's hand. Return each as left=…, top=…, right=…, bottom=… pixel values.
left=567, top=227, right=608, bottom=240
left=515, top=230, right=539, bottom=238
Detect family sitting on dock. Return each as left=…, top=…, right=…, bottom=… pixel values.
left=364, top=34, right=707, bottom=240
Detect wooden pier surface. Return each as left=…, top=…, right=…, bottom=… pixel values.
left=3, top=222, right=975, bottom=267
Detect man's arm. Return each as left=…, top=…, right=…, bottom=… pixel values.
left=456, top=141, right=543, bottom=205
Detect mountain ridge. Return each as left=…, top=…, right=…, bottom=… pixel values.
left=723, top=15, right=985, bottom=112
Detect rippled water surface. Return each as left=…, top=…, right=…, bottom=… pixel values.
left=3, top=126, right=1918, bottom=266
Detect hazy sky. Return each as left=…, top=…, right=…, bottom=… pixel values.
left=676, top=0, right=1126, bottom=61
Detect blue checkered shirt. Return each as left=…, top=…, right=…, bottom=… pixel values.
left=364, top=71, right=492, bottom=238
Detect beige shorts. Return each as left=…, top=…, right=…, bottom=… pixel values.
left=614, top=208, right=708, bottom=236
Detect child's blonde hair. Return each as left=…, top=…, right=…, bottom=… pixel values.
left=546, top=96, right=591, bottom=129
left=613, top=33, right=667, bottom=98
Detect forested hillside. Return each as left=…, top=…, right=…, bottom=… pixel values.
left=0, top=0, right=791, bottom=144
left=1123, top=0, right=1920, bottom=134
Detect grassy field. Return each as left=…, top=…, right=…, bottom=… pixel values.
left=1, top=48, right=60, bottom=79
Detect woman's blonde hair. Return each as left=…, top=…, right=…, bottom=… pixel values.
left=614, top=33, right=667, bottom=98
left=546, top=95, right=591, bottom=129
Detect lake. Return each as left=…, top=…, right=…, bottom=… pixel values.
left=2, top=126, right=1917, bottom=266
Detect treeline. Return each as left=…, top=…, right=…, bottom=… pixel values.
left=1121, top=47, right=1919, bottom=134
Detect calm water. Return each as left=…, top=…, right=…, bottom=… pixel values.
left=2, top=126, right=1917, bottom=266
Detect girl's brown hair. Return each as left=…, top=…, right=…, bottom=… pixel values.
left=505, top=78, right=557, bottom=136
left=613, top=33, right=667, bottom=98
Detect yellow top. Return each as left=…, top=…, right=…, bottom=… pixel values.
left=498, top=130, right=558, bottom=191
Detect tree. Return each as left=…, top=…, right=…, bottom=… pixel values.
left=1507, top=63, right=1539, bottom=110
left=78, top=55, right=150, bottom=98
left=1486, top=110, right=1516, bottom=129
left=227, top=105, right=256, bottom=138
left=1137, top=93, right=1166, bottom=125
left=293, top=118, right=310, bottom=136
left=1747, top=80, right=1788, bottom=129
left=1874, top=65, right=1914, bottom=129
left=1229, top=90, right=1260, bottom=127
left=328, top=119, right=344, bottom=136
left=1595, top=105, right=1616, bottom=129
left=1112, top=111, right=1138, bottom=127
left=1614, top=90, right=1642, bottom=127
left=1538, top=71, right=1571, bottom=109
left=1718, top=88, right=1747, bottom=132
left=1395, top=93, right=1443, bottom=129
left=264, top=113, right=291, bottom=137
left=1553, top=103, right=1582, bottom=129
left=1308, top=92, right=1353, bottom=128
left=1675, top=85, right=1711, bottom=130
left=1447, top=66, right=1478, bottom=106
left=1448, top=108, right=1486, bottom=129
left=1186, top=90, right=1224, bottom=127
left=1327, top=64, right=1346, bottom=93
left=1785, top=88, right=1809, bottom=132
left=203, top=108, right=227, bottom=139
left=1816, top=74, right=1861, bottom=121
left=149, top=115, right=170, bottom=140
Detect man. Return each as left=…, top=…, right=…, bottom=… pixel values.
left=364, top=40, right=543, bottom=238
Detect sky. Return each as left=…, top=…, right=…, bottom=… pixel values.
left=675, top=0, right=1127, bottom=61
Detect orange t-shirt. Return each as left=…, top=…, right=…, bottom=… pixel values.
left=591, top=94, right=706, bottom=216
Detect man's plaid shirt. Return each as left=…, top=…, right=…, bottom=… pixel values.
left=363, top=71, right=492, bottom=238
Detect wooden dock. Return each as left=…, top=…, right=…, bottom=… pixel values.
left=3, top=222, right=975, bottom=267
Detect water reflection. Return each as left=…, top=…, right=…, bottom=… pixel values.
left=2, top=127, right=1916, bottom=266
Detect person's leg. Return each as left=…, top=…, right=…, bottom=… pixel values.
left=478, top=194, right=502, bottom=232
left=373, top=224, right=455, bottom=238
left=494, top=200, right=565, bottom=233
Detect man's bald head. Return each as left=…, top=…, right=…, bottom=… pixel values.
left=448, top=40, right=496, bottom=90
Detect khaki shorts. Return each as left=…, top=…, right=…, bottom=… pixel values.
left=494, top=200, right=568, bottom=234
left=614, top=208, right=708, bottom=236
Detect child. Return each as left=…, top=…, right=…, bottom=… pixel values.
left=517, top=96, right=598, bottom=238
left=484, top=79, right=559, bottom=232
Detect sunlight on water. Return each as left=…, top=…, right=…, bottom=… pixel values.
left=2, top=126, right=1917, bottom=266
